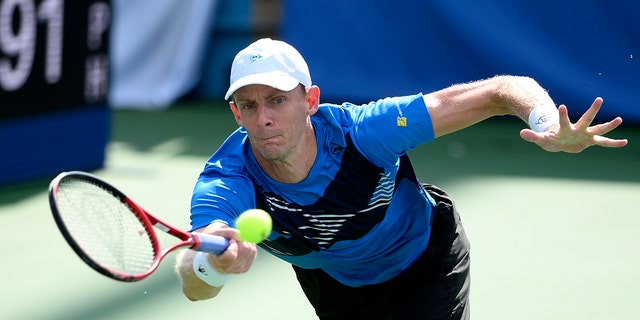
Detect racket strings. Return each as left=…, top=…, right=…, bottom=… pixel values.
left=56, top=178, right=157, bottom=275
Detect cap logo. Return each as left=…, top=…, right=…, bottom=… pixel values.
left=249, top=54, right=263, bottom=63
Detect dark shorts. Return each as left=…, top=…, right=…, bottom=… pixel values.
left=293, top=184, right=471, bottom=320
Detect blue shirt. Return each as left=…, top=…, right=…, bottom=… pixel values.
left=191, top=93, right=437, bottom=287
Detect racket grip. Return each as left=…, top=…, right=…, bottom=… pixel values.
left=192, top=233, right=230, bottom=255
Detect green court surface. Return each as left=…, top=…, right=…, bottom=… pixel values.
left=1, top=102, right=638, bottom=320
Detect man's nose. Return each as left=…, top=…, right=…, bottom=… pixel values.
left=256, top=103, right=273, bottom=127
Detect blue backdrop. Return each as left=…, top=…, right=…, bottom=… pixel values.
left=283, top=0, right=640, bottom=123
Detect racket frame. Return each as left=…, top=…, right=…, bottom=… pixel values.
left=49, top=171, right=226, bottom=282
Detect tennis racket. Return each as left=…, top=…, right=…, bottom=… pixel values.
left=48, top=171, right=230, bottom=282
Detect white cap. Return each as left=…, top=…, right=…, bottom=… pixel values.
left=224, top=38, right=312, bottom=100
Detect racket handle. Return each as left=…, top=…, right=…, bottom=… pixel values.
left=191, top=233, right=230, bottom=255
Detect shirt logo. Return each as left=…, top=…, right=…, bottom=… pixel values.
left=395, top=103, right=407, bottom=127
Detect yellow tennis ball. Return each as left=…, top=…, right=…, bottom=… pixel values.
left=235, top=209, right=272, bottom=244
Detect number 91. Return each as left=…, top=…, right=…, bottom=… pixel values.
left=0, top=0, right=63, bottom=91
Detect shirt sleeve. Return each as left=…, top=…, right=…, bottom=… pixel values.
left=348, top=93, right=435, bottom=167
left=189, top=129, right=257, bottom=231
left=190, top=172, right=256, bottom=231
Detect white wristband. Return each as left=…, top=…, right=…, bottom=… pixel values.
left=192, top=251, right=231, bottom=287
left=528, top=105, right=559, bottom=132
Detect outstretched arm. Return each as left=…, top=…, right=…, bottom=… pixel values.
left=424, top=75, right=627, bottom=152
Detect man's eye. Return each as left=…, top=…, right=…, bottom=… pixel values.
left=273, top=97, right=285, bottom=104
left=241, top=104, right=255, bottom=110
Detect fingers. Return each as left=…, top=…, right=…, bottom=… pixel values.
left=593, top=135, right=629, bottom=148
left=586, top=116, right=622, bottom=136
left=557, top=104, right=572, bottom=129
left=575, top=97, right=603, bottom=130
left=201, top=222, right=259, bottom=273
left=227, top=242, right=258, bottom=273
left=519, top=128, right=539, bottom=143
left=519, top=129, right=563, bottom=152
left=210, top=227, right=239, bottom=240
left=213, top=238, right=258, bottom=274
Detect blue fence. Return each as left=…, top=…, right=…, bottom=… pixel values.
left=282, top=0, right=640, bottom=123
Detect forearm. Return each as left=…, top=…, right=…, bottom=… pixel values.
left=425, top=75, right=556, bottom=137
left=175, top=249, right=223, bottom=301
left=493, top=75, right=556, bottom=121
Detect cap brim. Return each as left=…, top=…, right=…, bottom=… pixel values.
left=224, top=72, right=301, bottom=100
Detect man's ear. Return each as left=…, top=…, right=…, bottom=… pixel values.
left=306, top=85, right=321, bottom=116
left=229, top=101, right=243, bottom=126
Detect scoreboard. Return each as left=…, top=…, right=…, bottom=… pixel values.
left=1, top=0, right=109, bottom=117
left=0, top=0, right=111, bottom=185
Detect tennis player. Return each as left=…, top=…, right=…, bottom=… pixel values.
left=175, top=38, right=627, bottom=319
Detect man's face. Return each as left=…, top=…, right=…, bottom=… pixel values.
left=230, top=84, right=318, bottom=163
